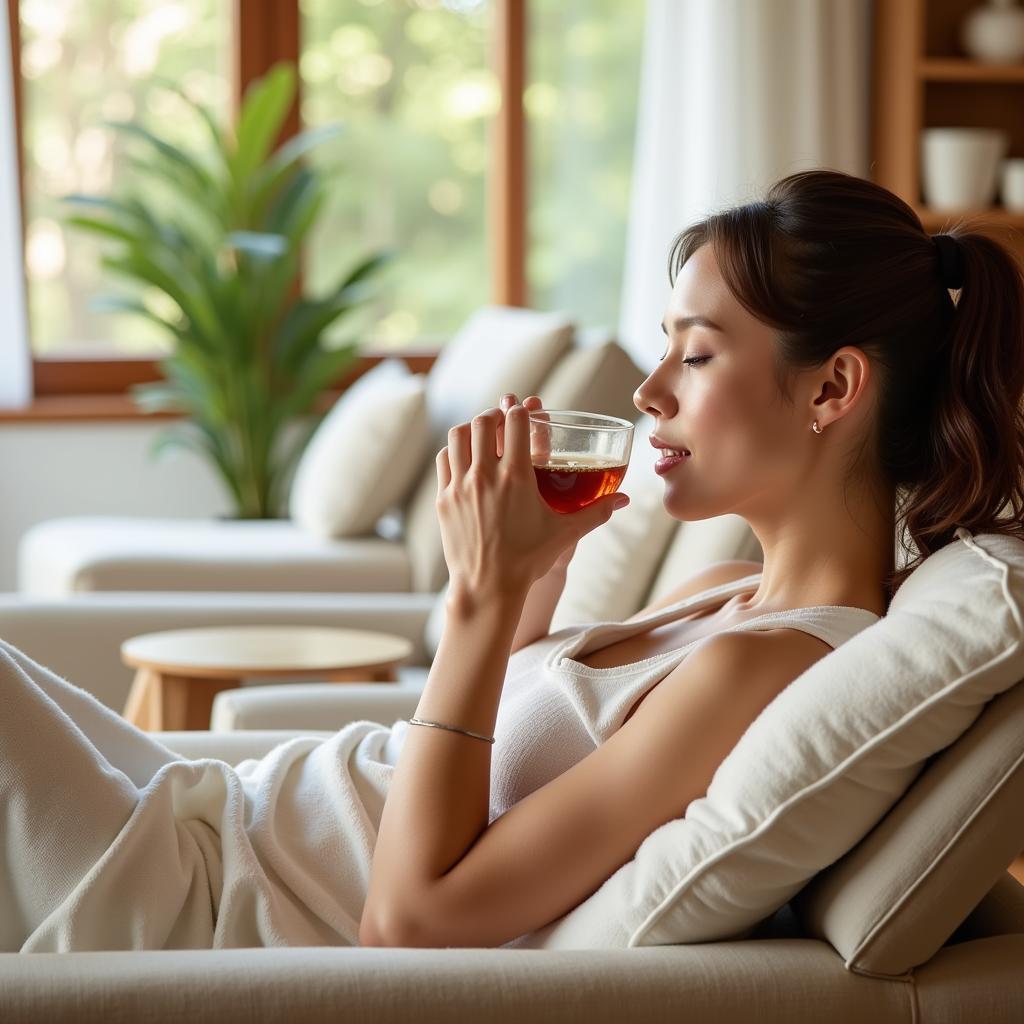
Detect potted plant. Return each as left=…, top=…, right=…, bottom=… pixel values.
left=65, top=62, right=393, bottom=519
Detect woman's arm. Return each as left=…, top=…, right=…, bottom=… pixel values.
left=361, top=576, right=530, bottom=944
left=509, top=545, right=575, bottom=654
left=359, top=403, right=627, bottom=946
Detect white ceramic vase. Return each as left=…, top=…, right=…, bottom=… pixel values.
left=961, top=0, right=1024, bottom=63
left=921, top=128, right=1009, bottom=210
left=1000, top=158, right=1024, bottom=211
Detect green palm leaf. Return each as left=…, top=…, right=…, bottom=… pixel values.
left=65, top=62, right=388, bottom=519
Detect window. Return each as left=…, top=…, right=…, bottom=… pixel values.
left=8, top=0, right=645, bottom=402
left=301, top=0, right=495, bottom=351
left=19, top=0, right=231, bottom=357
left=527, top=0, right=645, bottom=334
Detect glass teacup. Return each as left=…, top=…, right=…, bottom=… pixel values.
left=528, top=410, right=634, bottom=513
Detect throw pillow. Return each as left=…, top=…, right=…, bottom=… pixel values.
left=289, top=359, right=429, bottom=538
left=791, top=673, right=1024, bottom=976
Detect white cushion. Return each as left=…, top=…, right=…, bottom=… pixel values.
left=644, top=515, right=763, bottom=606
left=509, top=529, right=1024, bottom=949
left=17, top=517, right=411, bottom=597
left=290, top=359, right=430, bottom=538
left=538, top=338, right=646, bottom=427
left=793, top=676, right=1024, bottom=975
left=423, top=306, right=574, bottom=451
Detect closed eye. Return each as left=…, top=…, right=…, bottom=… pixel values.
left=658, top=353, right=713, bottom=366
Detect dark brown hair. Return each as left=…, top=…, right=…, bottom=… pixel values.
left=667, top=168, right=1024, bottom=601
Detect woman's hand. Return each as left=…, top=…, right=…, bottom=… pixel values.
left=498, top=394, right=576, bottom=571
left=435, top=394, right=629, bottom=598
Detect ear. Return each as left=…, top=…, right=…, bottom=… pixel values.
left=809, top=347, right=872, bottom=429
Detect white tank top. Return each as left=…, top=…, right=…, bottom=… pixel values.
left=487, top=573, right=881, bottom=822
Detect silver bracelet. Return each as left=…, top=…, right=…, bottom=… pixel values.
left=407, top=717, right=496, bottom=744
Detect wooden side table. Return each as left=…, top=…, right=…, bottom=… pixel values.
left=121, top=625, right=414, bottom=732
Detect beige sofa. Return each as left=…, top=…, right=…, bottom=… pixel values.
left=1, top=513, right=1024, bottom=1020
left=17, top=310, right=644, bottom=599
left=4, top=309, right=1024, bottom=1017
left=1, top=720, right=1022, bottom=1021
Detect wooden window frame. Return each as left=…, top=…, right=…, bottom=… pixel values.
left=5, top=0, right=526, bottom=419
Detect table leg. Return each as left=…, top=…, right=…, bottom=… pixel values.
left=125, top=672, right=240, bottom=731
left=161, top=674, right=241, bottom=731
left=123, top=668, right=161, bottom=731
left=323, top=665, right=399, bottom=683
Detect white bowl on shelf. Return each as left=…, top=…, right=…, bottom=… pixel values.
left=921, top=127, right=1009, bottom=210
left=1001, top=158, right=1024, bottom=211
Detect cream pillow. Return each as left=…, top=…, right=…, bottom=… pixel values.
left=423, top=305, right=574, bottom=451
left=792, top=675, right=1024, bottom=976
left=289, top=359, right=430, bottom=538
left=506, top=529, right=1024, bottom=949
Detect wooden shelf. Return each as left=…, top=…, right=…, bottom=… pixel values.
left=913, top=205, right=1024, bottom=231
left=873, top=1, right=1024, bottom=256
left=920, top=57, right=1024, bottom=82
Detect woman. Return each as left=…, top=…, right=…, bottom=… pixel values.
left=5, top=169, right=1024, bottom=953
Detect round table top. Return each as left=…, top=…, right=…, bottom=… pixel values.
left=121, top=625, right=414, bottom=678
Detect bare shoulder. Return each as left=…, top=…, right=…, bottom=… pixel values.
left=650, top=627, right=834, bottom=729
left=625, top=559, right=764, bottom=623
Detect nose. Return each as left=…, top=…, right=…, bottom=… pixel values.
left=633, top=368, right=674, bottom=419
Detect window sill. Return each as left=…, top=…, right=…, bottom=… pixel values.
left=6, top=351, right=440, bottom=423
left=0, top=389, right=355, bottom=424
left=0, top=394, right=180, bottom=423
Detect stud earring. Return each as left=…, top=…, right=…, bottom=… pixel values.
left=811, top=420, right=823, bottom=434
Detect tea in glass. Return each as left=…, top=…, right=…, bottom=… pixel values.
left=528, top=410, right=634, bottom=513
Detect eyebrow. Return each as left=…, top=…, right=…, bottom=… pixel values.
left=661, top=315, right=725, bottom=335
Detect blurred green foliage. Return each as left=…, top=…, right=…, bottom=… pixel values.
left=21, top=0, right=230, bottom=354
left=23, top=0, right=644, bottom=357
left=301, top=0, right=493, bottom=350
left=65, top=64, right=393, bottom=519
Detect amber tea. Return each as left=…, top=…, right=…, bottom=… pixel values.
left=533, top=454, right=628, bottom=514
left=528, top=410, right=633, bottom=513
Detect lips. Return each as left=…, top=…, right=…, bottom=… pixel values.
left=654, top=452, right=690, bottom=475
left=649, top=434, right=690, bottom=457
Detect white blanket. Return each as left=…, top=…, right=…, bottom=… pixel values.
left=0, top=640, right=403, bottom=951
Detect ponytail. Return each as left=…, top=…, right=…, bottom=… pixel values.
left=892, top=231, right=1024, bottom=592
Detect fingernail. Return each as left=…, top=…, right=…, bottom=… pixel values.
left=613, top=497, right=629, bottom=510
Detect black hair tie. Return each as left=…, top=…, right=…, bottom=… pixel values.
left=932, top=233, right=965, bottom=290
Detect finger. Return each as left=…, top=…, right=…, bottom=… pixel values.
left=447, top=422, right=472, bottom=482
left=503, top=403, right=534, bottom=474
left=435, top=447, right=452, bottom=492
left=471, top=407, right=502, bottom=472
left=497, top=394, right=517, bottom=457
left=529, top=404, right=552, bottom=465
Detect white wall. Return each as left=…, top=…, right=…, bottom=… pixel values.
left=0, top=421, right=231, bottom=591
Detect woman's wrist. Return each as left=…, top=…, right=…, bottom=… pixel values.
left=446, top=574, right=532, bottom=621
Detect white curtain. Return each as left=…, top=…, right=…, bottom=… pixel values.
left=618, top=0, right=872, bottom=370
left=0, top=10, right=30, bottom=408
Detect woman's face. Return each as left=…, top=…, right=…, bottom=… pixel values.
left=633, top=242, right=813, bottom=523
